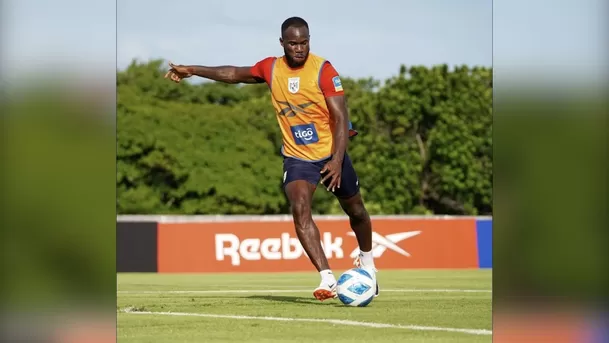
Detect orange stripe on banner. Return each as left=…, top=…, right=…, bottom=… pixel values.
left=157, top=219, right=478, bottom=273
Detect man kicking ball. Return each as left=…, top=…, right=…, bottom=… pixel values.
left=164, top=16, right=378, bottom=301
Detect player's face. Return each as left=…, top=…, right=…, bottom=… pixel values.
left=280, top=26, right=310, bottom=67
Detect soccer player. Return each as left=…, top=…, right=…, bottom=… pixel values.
left=164, top=16, right=378, bottom=301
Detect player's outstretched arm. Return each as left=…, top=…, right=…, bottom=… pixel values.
left=164, top=62, right=264, bottom=84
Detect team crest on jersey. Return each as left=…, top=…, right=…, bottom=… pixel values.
left=288, top=77, right=300, bottom=94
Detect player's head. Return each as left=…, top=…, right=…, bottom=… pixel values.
left=280, top=17, right=310, bottom=68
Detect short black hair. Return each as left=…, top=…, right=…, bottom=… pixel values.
left=281, top=17, right=309, bottom=36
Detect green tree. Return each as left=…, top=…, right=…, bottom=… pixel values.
left=117, top=59, right=492, bottom=215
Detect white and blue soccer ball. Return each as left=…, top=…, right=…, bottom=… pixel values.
left=336, top=268, right=376, bottom=307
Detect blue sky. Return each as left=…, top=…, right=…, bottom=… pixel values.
left=116, top=0, right=492, bottom=81
left=1, top=0, right=606, bottom=85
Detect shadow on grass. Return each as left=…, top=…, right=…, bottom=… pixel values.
left=246, top=295, right=345, bottom=307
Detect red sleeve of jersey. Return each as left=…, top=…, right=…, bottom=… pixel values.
left=250, top=57, right=275, bottom=84
left=319, top=62, right=345, bottom=98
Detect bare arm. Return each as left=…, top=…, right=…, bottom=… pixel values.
left=326, top=95, right=349, bottom=163
left=184, top=65, right=264, bottom=84
left=165, top=62, right=264, bottom=84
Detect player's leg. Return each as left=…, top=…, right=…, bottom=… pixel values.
left=337, top=193, right=377, bottom=272
left=285, top=180, right=329, bottom=271
left=324, top=153, right=379, bottom=296
left=283, top=157, right=337, bottom=301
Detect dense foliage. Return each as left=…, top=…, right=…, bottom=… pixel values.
left=117, top=60, right=492, bottom=215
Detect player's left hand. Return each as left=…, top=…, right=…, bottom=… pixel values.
left=320, top=158, right=342, bottom=192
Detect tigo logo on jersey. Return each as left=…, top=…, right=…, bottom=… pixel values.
left=332, top=76, right=343, bottom=92
left=290, top=123, right=319, bottom=145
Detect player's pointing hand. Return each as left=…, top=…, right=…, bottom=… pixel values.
left=164, top=62, right=193, bottom=83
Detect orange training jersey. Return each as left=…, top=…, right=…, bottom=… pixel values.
left=251, top=53, right=350, bottom=162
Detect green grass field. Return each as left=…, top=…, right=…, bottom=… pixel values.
left=117, top=269, right=492, bottom=342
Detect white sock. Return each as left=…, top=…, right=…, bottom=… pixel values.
left=319, top=269, right=336, bottom=285
left=359, top=250, right=376, bottom=270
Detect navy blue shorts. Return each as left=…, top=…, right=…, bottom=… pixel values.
left=282, top=153, right=360, bottom=199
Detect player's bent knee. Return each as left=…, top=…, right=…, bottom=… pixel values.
left=291, top=201, right=313, bottom=226
left=341, top=197, right=369, bottom=222
left=349, top=204, right=369, bottom=222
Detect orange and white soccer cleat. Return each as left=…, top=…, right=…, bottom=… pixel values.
left=313, top=281, right=337, bottom=301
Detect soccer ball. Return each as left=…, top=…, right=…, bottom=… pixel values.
left=336, top=268, right=376, bottom=307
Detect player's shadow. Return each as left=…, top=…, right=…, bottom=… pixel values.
left=246, top=295, right=343, bottom=307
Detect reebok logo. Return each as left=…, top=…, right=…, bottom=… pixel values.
left=277, top=101, right=315, bottom=117
left=214, top=230, right=421, bottom=266
left=348, top=231, right=421, bottom=258
left=215, top=232, right=343, bottom=266
left=159, top=219, right=479, bottom=273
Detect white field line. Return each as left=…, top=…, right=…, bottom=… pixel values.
left=120, top=308, right=492, bottom=336
left=117, top=288, right=491, bottom=294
